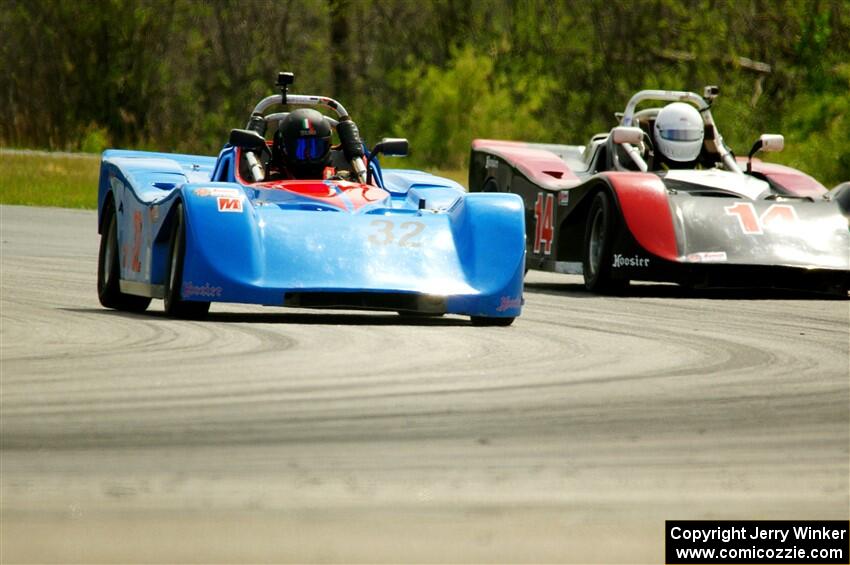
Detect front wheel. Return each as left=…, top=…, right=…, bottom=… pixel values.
left=582, top=191, right=628, bottom=294
left=97, top=204, right=151, bottom=312
left=163, top=203, right=210, bottom=319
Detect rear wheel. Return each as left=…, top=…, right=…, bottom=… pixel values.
left=97, top=204, right=151, bottom=312
left=582, top=192, right=628, bottom=294
left=163, top=203, right=210, bottom=319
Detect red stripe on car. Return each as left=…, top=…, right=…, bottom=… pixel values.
left=606, top=172, right=679, bottom=261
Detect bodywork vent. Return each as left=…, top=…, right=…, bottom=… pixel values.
left=283, top=292, right=447, bottom=313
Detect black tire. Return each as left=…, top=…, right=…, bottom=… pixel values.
left=825, top=282, right=849, bottom=299
left=163, top=203, right=210, bottom=319
left=97, top=203, right=151, bottom=312
left=471, top=316, right=515, bottom=327
left=582, top=191, right=628, bottom=294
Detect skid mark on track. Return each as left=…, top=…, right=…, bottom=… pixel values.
left=2, top=206, right=848, bottom=562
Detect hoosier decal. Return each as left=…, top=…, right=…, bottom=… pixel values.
left=496, top=295, right=522, bottom=312
left=612, top=254, right=649, bottom=268
left=182, top=281, right=223, bottom=298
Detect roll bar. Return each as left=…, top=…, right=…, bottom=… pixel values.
left=620, top=90, right=710, bottom=127
left=251, top=94, right=350, bottom=119
left=241, top=74, right=370, bottom=184
left=619, top=89, right=741, bottom=174
left=247, top=91, right=367, bottom=183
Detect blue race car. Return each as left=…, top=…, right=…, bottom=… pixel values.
left=96, top=73, right=525, bottom=325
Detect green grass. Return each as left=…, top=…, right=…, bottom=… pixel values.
left=0, top=150, right=468, bottom=210
left=0, top=151, right=100, bottom=209
left=426, top=168, right=468, bottom=189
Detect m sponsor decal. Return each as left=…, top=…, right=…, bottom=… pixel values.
left=182, top=281, right=223, bottom=299
left=485, top=156, right=499, bottom=169
left=558, top=190, right=570, bottom=206
left=217, top=196, right=243, bottom=213
left=612, top=254, right=649, bottom=268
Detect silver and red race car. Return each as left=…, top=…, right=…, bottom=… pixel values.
left=470, top=88, right=850, bottom=295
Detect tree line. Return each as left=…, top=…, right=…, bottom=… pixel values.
left=1, top=0, right=848, bottom=184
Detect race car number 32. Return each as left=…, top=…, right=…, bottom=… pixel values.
left=368, top=220, right=426, bottom=248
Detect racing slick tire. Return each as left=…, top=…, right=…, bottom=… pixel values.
left=582, top=191, right=628, bottom=294
left=97, top=203, right=151, bottom=313
left=163, top=203, right=211, bottom=319
left=471, top=316, right=515, bottom=327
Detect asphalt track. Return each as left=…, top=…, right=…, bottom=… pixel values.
left=1, top=204, right=848, bottom=563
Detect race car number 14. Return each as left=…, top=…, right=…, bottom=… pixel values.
left=534, top=192, right=554, bottom=255
left=724, top=203, right=798, bottom=235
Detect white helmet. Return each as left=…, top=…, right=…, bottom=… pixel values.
left=654, top=102, right=704, bottom=163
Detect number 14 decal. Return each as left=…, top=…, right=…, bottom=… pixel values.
left=534, top=192, right=554, bottom=255
left=724, top=203, right=798, bottom=235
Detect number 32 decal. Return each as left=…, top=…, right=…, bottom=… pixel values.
left=368, top=220, right=426, bottom=247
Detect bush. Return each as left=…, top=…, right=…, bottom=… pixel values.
left=80, top=124, right=110, bottom=154
left=775, top=65, right=850, bottom=186
left=394, top=46, right=554, bottom=169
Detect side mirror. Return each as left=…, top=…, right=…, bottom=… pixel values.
left=747, top=134, right=784, bottom=173
left=365, top=138, right=409, bottom=185
left=371, top=138, right=409, bottom=157
left=611, top=126, right=644, bottom=145
left=758, top=134, right=784, bottom=153
left=229, top=128, right=266, bottom=150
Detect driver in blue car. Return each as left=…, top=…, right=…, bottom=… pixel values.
left=270, top=108, right=335, bottom=180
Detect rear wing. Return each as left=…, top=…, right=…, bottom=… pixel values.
left=470, top=139, right=586, bottom=191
